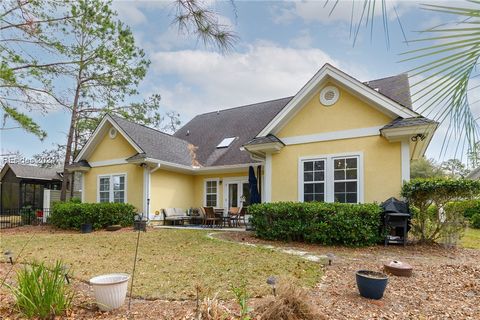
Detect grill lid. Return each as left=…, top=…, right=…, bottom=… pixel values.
left=381, top=197, right=410, bottom=214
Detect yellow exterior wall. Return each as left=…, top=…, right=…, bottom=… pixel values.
left=271, top=136, right=402, bottom=203
left=83, top=163, right=144, bottom=210
left=193, top=171, right=249, bottom=208
left=83, top=125, right=144, bottom=210
left=277, top=82, right=393, bottom=138
left=88, top=124, right=137, bottom=162
left=149, top=169, right=195, bottom=213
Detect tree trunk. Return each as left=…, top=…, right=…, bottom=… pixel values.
left=60, top=84, right=81, bottom=201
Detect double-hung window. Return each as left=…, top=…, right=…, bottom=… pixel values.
left=98, top=174, right=126, bottom=203
left=302, top=159, right=325, bottom=202
left=205, top=180, right=218, bottom=207
left=300, top=154, right=361, bottom=203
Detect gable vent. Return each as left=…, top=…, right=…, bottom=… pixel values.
left=320, top=86, right=340, bottom=106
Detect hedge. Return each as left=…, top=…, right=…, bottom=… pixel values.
left=49, top=202, right=136, bottom=230
left=249, top=202, right=383, bottom=246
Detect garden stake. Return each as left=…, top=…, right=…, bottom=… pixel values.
left=1, top=233, right=36, bottom=288
left=128, top=223, right=142, bottom=311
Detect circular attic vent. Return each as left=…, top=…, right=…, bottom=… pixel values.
left=319, top=86, right=340, bottom=106
left=109, top=127, right=117, bottom=139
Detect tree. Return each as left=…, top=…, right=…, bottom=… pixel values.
left=410, top=158, right=444, bottom=179
left=2, top=0, right=237, bottom=201
left=467, top=141, right=480, bottom=169
left=1, top=0, right=73, bottom=139
left=441, top=159, right=470, bottom=179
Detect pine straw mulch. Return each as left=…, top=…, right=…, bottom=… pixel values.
left=216, top=232, right=480, bottom=320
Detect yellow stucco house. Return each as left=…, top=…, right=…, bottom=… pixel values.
left=69, top=64, right=437, bottom=219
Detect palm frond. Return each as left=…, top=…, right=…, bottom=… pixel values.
left=403, top=2, right=480, bottom=159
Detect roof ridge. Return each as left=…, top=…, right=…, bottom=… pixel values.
left=109, top=114, right=190, bottom=145
left=364, top=73, right=409, bottom=84
left=195, top=96, right=294, bottom=117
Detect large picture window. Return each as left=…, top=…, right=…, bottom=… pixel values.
left=98, top=174, right=126, bottom=203
left=300, top=154, right=362, bottom=203
left=205, top=180, right=218, bottom=207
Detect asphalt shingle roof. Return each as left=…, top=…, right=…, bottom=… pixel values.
left=364, top=73, right=413, bottom=109
left=4, top=163, right=62, bottom=181
left=173, top=97, right=292, bottom=166
left=244, top=134, right=285, bottom=146
left=109, top=115, right=194, bottom=166
left=381, top=117, right=438, bottom=130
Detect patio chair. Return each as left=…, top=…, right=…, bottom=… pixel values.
left=228, top=207, right=240, bottom=227
left=203, top=206, right=221, bottom=228
left=238, top=207, right=247, bottom=227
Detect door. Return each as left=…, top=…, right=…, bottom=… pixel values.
left=224, top=180, right=251, bottom=209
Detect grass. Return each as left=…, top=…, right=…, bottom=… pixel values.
left=460, top=228, right=480, bottom=249
left=0, top=229, right=321, bottom=300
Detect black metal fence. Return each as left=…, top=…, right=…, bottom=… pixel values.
left=0, top=208, right=50, bottom=229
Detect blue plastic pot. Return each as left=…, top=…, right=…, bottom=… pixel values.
left=356, top=270, right=388, bottom=300
left=80, top=223, right=92, bottom=234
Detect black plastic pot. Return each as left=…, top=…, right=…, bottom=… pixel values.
left=356, top=270, right=388, bottom=300
left=81, top=223, right=93, bottom=234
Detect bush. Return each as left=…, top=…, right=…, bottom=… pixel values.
left=401, top=178, right=480, bottom=244
left=8, top=260, right=73, bottom=319
left=49, top=202, right=136, bottom=230
left=471, top=213, right=480, bottom=229
left=249, top=202, right=383, bottom=246
left=450, top=200, right=480, bottom=219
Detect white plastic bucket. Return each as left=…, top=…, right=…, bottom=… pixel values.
left=89, top=273, right=130, bottom=311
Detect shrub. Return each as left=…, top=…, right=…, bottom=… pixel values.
left=401, top=178, right=480, bottom=244
left=9, top=260, right=73, bottom=319
left=445, top=199, right=480, bottom=219
left=49, top=202, right=136, bottom=230
left=471, top=213, right=480, bottom=229
left=249, top=202, right=383, bottom=246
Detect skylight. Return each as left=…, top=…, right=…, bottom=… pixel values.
left=217, top=137, right=235, bottom=148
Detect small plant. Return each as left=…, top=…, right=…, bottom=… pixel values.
left=257, top=282, right=322, bottom=320
left=230, top=281, right=251, bottom=320
left=8, top=260, right=73, bottom=319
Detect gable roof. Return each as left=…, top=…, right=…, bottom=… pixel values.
left=0, top=163, right=63, bottom=181
left=109, top=115, right=194, bottom=167
left=76, top=64, right=434, bottom=169
left=257, top=64, right=419, bottom=137
left=173, top=97, right=292, bottom=166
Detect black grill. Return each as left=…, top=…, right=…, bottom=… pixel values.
left=381, top=197, right=411, bottom=246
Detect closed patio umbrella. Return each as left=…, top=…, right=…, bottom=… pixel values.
left=248, top=166, right=261, bottom=204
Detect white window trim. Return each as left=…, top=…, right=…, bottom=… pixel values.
left=203, top=178, right=220, bottom=207
left=97, top=173, right=128, bottom=203
left=222, top=176, right=249, bottom=209
left=298, top=152, right=364, bottom=203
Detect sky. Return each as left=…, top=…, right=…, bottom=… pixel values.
left=2, top=0, right=479, bottom=165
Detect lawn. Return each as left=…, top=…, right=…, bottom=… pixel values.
left=0, top=228, right=320, bottom=300
left=461, top=228, right=480, bottom=249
